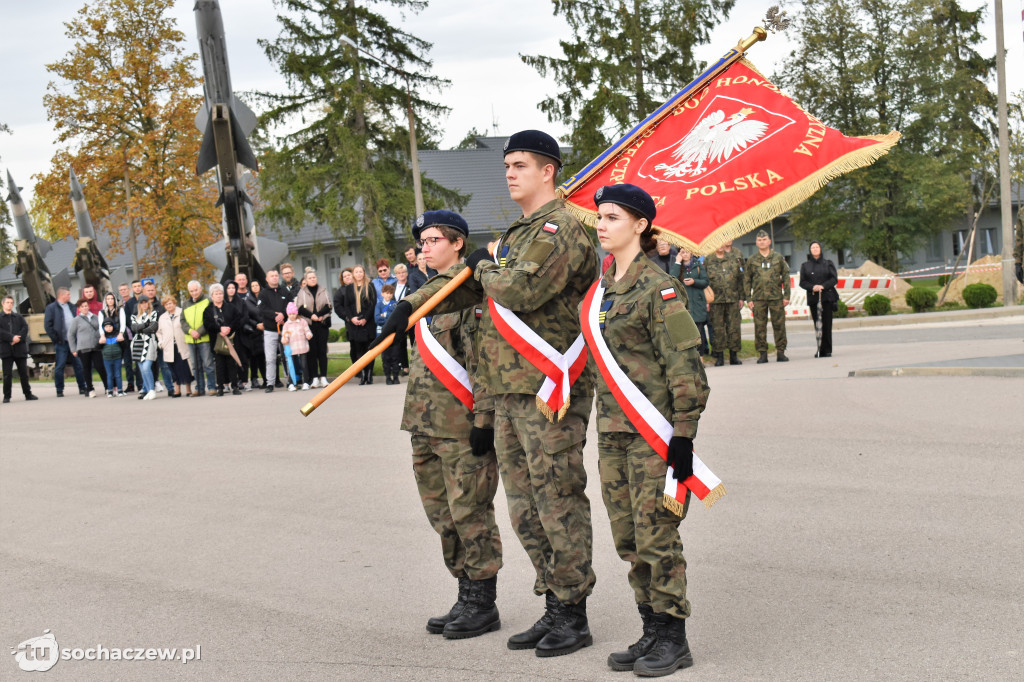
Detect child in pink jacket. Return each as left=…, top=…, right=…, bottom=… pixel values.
left=281, top=302, right=313, bottom=390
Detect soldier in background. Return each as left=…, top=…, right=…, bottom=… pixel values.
left=401, top=210, right=503, bottom=641
left=744, top=229, right=790, bottom=363
left=704, top=243, right=745, bottom=366
left=379, top=130, right=599, bottom=658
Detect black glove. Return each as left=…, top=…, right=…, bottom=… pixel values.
left=465, top=247, right=491, bottom=273
left=469, top=426, right=495, bottom=456
left=666, top=436, right=694, bottom=482
left=369, top=300, right=412, bottom=349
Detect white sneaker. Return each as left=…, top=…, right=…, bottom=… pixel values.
left=320, top=376, right=328, bottom=387
left=301, top=383, right=310, bottom=391
left=106, top=390, right=113, bottom=398
left=144, top=390, right=157, bottom=400
left=243, top=382, right=252, bottom=392
left=117, top=391, right=127, bottom=397
left=287, top=384, right=297, bottom=392
left=88, top=390, right=96, bottom=398
left=155, top=381, right=165, bottom=392
left=310, top=377, right=319, bottom=388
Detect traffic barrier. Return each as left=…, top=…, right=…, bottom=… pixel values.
left=739, top=275, right=892, bottom=320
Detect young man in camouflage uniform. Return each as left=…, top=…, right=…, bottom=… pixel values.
left=400, top=210, right=503, bottom=640
left=584, top=184, right=709, bottom=676
left=379, top=130, right=599, bottom=657
left=744, top=229, right=790, bottom=363
left=704, top=243, right=745, bottom=366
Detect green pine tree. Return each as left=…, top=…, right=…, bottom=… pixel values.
left=775, top=0, right=996, bottom=271
left=255, top=0, right=466, bottom=263
left=520, top=0, right=736, bottom=170
left=0, top=122, right=13, bottom=269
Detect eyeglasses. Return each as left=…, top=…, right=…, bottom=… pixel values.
left=416, top=236, right=449, bottom=248
left=377, top=268, right=389, bottom=273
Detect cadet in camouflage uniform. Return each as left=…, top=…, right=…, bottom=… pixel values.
left=400, top=211, right=503, bottom=640
left=380, top=130, right=599, bottom=658
left=744, top=229, right=790, bottom=363
left=584, top=185, right=709, bottom=676
left=704, top=243, right=745, bottom=366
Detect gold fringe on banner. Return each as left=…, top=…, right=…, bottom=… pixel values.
left=662, top=493, right=687, bottom=517
left=700, top=484, right=727, bottom=510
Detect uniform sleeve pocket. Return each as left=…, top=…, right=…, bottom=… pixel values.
left=520, top=239, right=556, bottom=269
left=665, top=310, right=700, bottom=350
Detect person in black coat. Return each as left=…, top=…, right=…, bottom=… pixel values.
left=203, top=283, right=241, bottom=395
left=799, top=241, right=839, bottom=358
left=1, top=294, right=37, bottom=402
left=342, top=264, right=377, bottom=385
left=244, top=280, right=267, bottom=387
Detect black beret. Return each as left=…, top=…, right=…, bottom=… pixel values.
left=593, top=184, right=657, bottom=224
left=503, top=130, right=561, bottom=165
left=413, top=210, right=470, bottom=240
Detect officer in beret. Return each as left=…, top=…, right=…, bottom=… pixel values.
left=400, top=210, right=503, bottom=641
left=744, top=229, right=790, bottom=362
left=584, top=184, right=707, bottom=676
left=378, top=129, right=600, bottom=657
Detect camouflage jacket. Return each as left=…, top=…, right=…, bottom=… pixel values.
left=404, top=198, right=599, bottom=399
left=704, top=252, right=746, bottom=302
left=400, top=306, right=493, bottom=438
left=744, top=250, right=791, bottom=301
left=587, top=253, right=709, bottom=440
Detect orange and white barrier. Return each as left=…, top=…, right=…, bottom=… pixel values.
left=739, top=275, right=893, bottom=319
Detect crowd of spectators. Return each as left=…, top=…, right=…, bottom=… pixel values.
left=1, top=247, right=438, bottom=403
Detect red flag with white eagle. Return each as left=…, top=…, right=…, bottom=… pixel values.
left=559, top=58, right=900, bottom=255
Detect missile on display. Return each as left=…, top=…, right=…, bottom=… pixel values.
left=6, top=170, right=56, bottom=316
left=69, top=167, right=113, bottom=298
left=194, top=0, right=285, bottom=285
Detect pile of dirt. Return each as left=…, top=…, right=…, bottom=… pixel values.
left=837, top=259, right=913, bottom=309
left=938, top=254, right=1006, bottom=304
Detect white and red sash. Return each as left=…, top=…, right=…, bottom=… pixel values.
left=488, top=238, right=587, bottom=421
left=580, top=281, right=725, bottom=512
left=414, top=318, right=474, bottom=412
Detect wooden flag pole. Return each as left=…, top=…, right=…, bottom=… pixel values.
left=300, top=266, right=474, bottom=416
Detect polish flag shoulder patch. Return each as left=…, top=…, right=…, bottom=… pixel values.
left=542, top=222, right=558, bottom=234
left=660, top=288, right=677, bottom=301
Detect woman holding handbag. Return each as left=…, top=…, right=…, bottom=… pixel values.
left=203, top=283, right=241, bottom=395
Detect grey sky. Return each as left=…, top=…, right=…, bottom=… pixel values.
left=1, top=0, right=1020, bottom=207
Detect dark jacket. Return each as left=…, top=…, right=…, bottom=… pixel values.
left=44, top=299, right=76, bottom=345
left=0, top=310, right=30, bottom=358
left=799, top=255, right=839, bottom=308
left=296, top=283, right=332, bottom=330
left=259, top=285, right=291, bottom=331
left=203, top=300, right=239, bottom=341
left=669, top=258, right=710, bottom=323
left=407, top=267, right=427, bottom=294
left=332, top=287, right=348, bottom=331
left=342, top=283, right=377, bottom=343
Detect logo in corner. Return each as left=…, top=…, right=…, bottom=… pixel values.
left=11, top=630, right=59, bottom=672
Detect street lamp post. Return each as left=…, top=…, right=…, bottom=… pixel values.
left=340, top=35, right=425, bottom=217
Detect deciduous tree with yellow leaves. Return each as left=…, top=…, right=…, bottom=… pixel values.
left=32, top=0, right=220, bottom=294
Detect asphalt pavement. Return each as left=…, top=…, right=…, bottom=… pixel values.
left=2, top=312, right=1022, bottom=680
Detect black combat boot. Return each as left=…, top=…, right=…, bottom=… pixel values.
left=535, top=597, right=593, bottom=658
left=713, top=352, right=724, bottom=367
left=633, top=613, right=692, bottom=677
left=607, top=603, right=656, bottom=671
left=507, top=591, right=559, bottom=650
left=757, top=352, right=768, bottom=364
left=777, top=351, right=789, bottom=362
left=443, top=576, right=500, bottom=639
left=366, top=367, right=374, bottom=384
left=426, top=576, right=469, bottom=634
left=729, top=350, right=742, bottom=365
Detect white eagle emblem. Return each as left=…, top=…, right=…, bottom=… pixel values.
left=653, top=108, right=768, bottom=179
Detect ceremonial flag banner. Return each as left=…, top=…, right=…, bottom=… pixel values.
left=560, top=58, right=900, bottom=255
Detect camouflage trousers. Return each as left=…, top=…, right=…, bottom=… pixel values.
left=495, top=393, right=595, bottom=605
left=411, top=434, right=503, bottom=580
left=752, top=300, right=787, bottom=352
left=709, top=302, right=742, bottom=353
left=598, top=431, right=691, bottom=619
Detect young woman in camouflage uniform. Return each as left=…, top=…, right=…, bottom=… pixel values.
left=400, top=211, right=503, bottom=641
left=582, top=184, right=710, bottom=677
